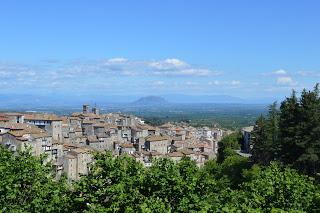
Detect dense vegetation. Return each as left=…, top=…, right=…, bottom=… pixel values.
left=251, top=84, right=320, bottom=176
left=1, top=138, right=320, bottom=212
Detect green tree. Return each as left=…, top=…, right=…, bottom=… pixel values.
left=240, top=162, right=319, bottom=212
left=251, top=103, right=279, bottom=165
left=217, top=132, right=242, bottom=163
left=296, top=84, right=320, bottom=175
left=251, top=115, right=268, bottom=164
left=0, top=146, right=71, bottom=212
left=72, top=152, right=145, bottom=212
left=278, top=90, right=302, bottom=165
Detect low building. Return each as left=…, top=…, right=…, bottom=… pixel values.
left=145, top=135, right=170, bottom=155
left=24, top=113, right=63, bottom=142
left=63, top=146, right=93, bottom=181
left=3, top=113, right=24, bottom=123
left=119, top=142, right=135, bottom=154
left=0, top=124, right=53, bottom=162
left=167, top=151, right=184, bottom=163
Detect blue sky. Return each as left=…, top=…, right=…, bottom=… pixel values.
left=0, top=0, right=320, bottom=100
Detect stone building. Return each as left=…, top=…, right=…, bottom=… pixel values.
left=24, top=114, right=63, bottom=142
left=63, top=145, right=93, bottom=181
left=119, top=142, right=135, bottom=154
left=4, top=113, right=24, bottom=123
left=145, top=135, right=170, bottom=155
left=0, top=124, right=53, bottom=162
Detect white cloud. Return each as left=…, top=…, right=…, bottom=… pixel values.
left=150, top=58, right=188, bottom=70
left=273, top=69, right=287, bottom=75
left=154, top=68, right=215, bottom=77
left=106, top=58, right=128, bottom=64
left=262, top=69, right=288, bottom=76
left=277, top=76, right=295, bottom=85
left=185, top=81, right=198, bottom=86
left=152, top=81, right=165, bottom=86
left=208, top=80, right=220, bottom=85
left=149, top=58, right=218, bottom=76
left=297, top=71, right=320, bottom=77
left=178, top=69, right=211, bottom=76
left=121, top=70, right=137, bottom=76
left=0, top=71, right=10, bottom=77
left=0, top=58, right=217, bottom=92
left=231, top=80, right=241, bottom=86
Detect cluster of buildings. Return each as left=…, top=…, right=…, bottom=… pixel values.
left=0, top=105, right=229, bottom=182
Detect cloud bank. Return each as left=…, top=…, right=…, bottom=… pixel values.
left=0, top=58, right=317, bottom=98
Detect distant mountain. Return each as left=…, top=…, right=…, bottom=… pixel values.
left=132, top=96, right=169, bottom=106
left=163, top=94, right=246, bottom=104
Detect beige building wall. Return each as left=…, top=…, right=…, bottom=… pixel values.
left=52, top=121, right=63, bottom=142
left=150, top=140, right=169, bottom=155
left=63, top=156, right=77, bottom=181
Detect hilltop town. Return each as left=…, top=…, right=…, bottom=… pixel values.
left=0, top=104, right=232, bottom=181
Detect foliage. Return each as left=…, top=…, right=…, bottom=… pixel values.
left=239, top=162, right=319, bottom=212
left=0, top=146, right=71, bottom=212
left=251, top=84, right=320, bottom=175
left=1, top=145, right=320, bottom=212
left=217, top=131, right=242, bottom=163
left=251, top=102, right=280, bottom=165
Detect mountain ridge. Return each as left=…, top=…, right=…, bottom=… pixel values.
left=132, top=96, right=168, bottom=106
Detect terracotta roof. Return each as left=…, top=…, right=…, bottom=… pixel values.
left=120, top=143, right=134, bottom=148
left=71, top=112, right=82, bottom=117
left=0, top=123, right=28, bottom=130
left=24, top=113, right=62, bottom=121
left=196, top=143, right=209, bottom=148
left=7, top=125, right=48, bottom=139
left=136, top=124, right=152, bottom=130
left=63, top=143, right=81, bottom=149
left=180, top=148, right=194, bottom=155
left=86, top=113, right=101, bottom=119
left=173, top=141, right=187, bottom=148
left=146, top=135, right=169, bottom=142
left=69, top=116, right=81, bottom=120
left=0, top=115, right=9, bottom=121
left=70, top=147, right=90, bottom=154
